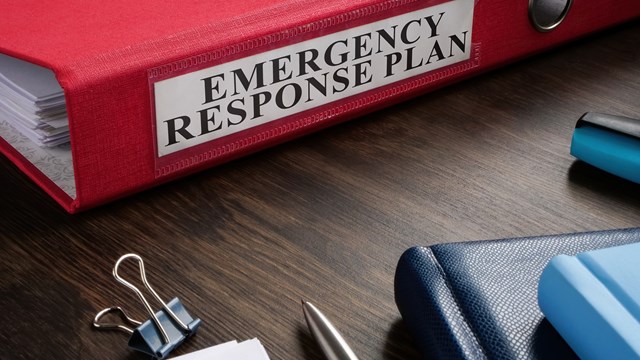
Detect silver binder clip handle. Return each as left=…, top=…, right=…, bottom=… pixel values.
left=112, top=254, right=190, bottom=344
left=93, top=306, right=142, bottom=334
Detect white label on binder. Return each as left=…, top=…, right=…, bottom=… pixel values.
left=153, top=0, right=474, bottom=157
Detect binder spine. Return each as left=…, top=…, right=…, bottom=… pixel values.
left=152, top=44, right=481, bottom=177
left=148, top=0, right=478, bottom=177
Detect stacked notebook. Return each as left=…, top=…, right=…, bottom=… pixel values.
left=0, top=54, right=69, bottom=147
left=394, top=228, right=640, bottom=359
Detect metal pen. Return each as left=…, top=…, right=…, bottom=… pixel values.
left=302, top=300, right=359, bottom=360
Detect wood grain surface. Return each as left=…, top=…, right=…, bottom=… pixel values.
left=1, top=21, right=639, bottom=360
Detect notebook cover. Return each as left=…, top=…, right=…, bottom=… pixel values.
left=394, top=228, right=640, bottom=360
left=1, top=1, right=639, bottom=212
left=538, top=242, right=640, bottom=360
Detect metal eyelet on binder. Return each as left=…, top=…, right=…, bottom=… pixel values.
left=93, top=254, right=202, bottom=360
left=528, top=0, right=573, bottom=32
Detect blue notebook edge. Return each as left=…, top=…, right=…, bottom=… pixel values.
left=395, top=246, right=487, bottom=360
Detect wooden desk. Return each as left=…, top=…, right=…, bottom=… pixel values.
left=1, top=21, right=639, bottom=360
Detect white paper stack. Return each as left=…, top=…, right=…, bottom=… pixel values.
left=170, top=339, right=270, bottom=360
left=0, top=53, right=69, bottom=147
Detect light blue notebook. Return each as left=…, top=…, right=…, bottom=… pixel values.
left=538, top=242, right=640, bottom=360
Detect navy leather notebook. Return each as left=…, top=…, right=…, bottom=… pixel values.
left=394, top=228, right=640, bottom=360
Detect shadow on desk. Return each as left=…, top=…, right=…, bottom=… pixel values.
left=294, top=319, right=421, bottom=359
left=384, top=319, right=421, bottom=360
left=297, top=325, right=325, bottom=360
left=568, top=160, right=639, bottom=206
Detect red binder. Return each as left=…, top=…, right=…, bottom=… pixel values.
left=1, top=0, right=639, bottom=213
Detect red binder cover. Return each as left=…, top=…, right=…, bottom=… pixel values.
left=1, top=0, right=639, bottom=213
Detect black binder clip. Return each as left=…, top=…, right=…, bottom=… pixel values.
left=93, top=254, right=202, bottom=359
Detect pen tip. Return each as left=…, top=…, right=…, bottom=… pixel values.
left=301, top=299, right=305, bottom=305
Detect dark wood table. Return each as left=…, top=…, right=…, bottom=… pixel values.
left=1, top=21, right=639, bottom=360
